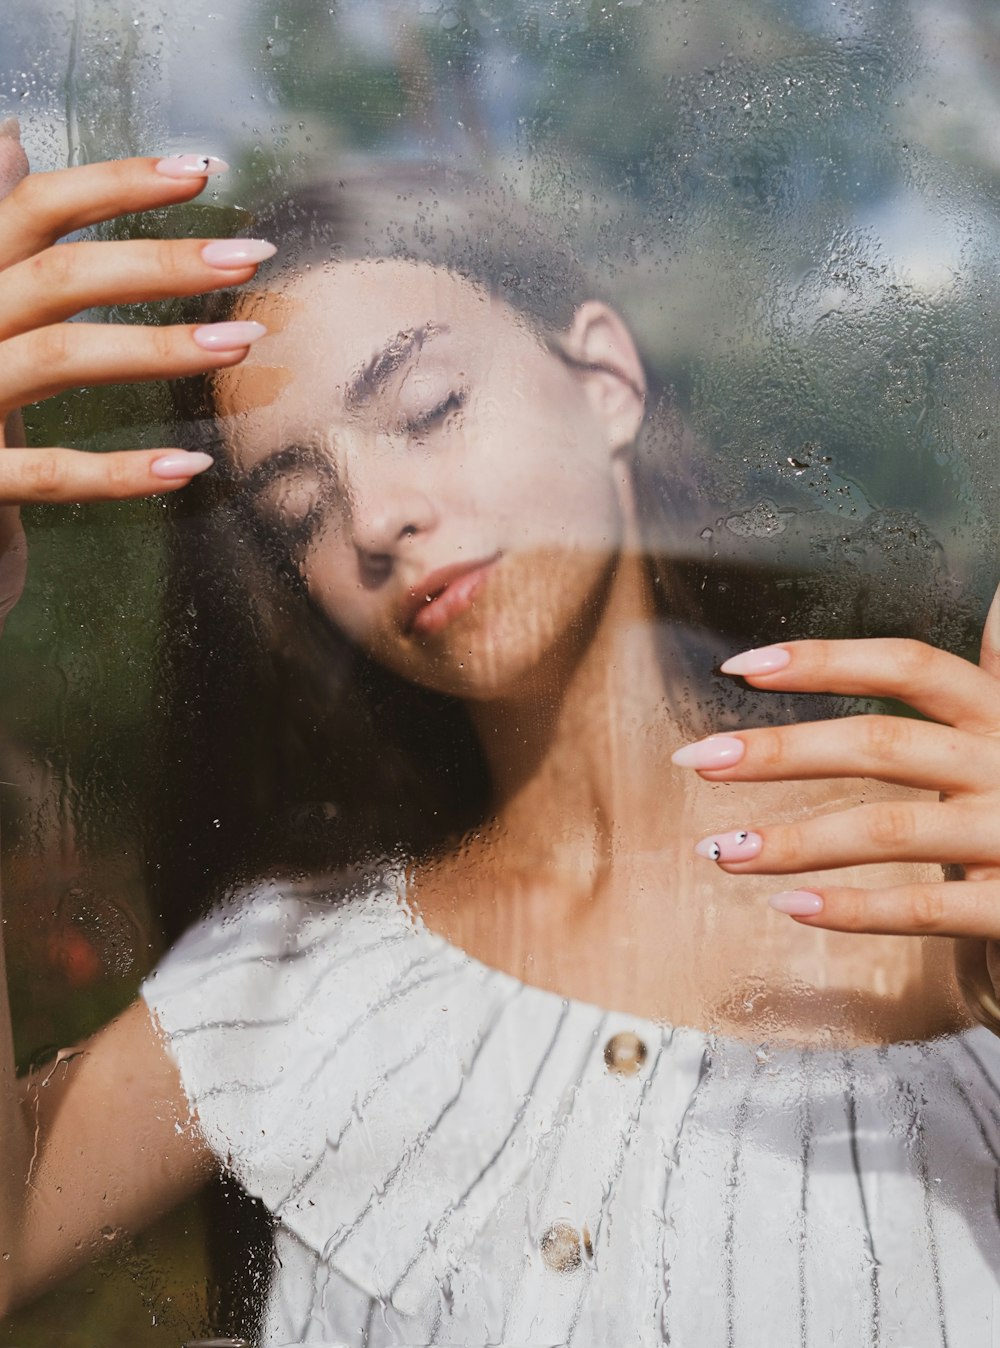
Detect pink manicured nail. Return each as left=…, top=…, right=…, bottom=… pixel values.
left=720, top=645, right=792, bottom=676
left=695, top=830, right=763, bottom=863
left=768, top=890, right=825, bottom=916
left=155, top=154, right=229, bottom=179
left=201, top=239, right=277, bottom=269
left=150, top=451, right=214, bottom=480
left=192, top=321, right=267, bottom=351
left=671, top=735, right=745, bottom=770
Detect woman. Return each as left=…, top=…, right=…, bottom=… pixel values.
left=3, top=127, right=1000, bottom=1344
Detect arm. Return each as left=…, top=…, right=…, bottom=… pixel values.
left=1, top=993, right=214, bottom=1315
left=0, top=126, right=276, bottom=1310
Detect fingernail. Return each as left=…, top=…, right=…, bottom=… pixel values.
left=768, top=890, right=824, bottom=916
left=695, top=829, right=763, bottom=863
left=192, top=321, right=267, bottom=352
left=720, top=645, right=791, bottom=676
left=0, top=118, right=21, bottom=141
left=155, top=154, right=229, bottom=179
left=150, top=451, right=214, bottom=480
left=671, top=735, right=745, bottom=770
left=201, top=239, right=277, bottom=269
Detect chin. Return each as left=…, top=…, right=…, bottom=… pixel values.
left=371, top=628, right=542, bottom=702
left=410, top=652, right=549, bottom=703
left=391, top=585, right=611, bottom=704
left=335, top=547, right=620, bottom=703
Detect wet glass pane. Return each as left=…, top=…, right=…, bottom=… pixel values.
left=1, top=1, right=1000, bottom=1344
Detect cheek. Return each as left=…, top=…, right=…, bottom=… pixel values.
left=470, top=388, right=627, bottom=551
left=489, top=443, right=625, bottom=554
left=299, top=547, right=376, bottom=644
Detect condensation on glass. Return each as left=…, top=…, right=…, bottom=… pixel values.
left=2, top=2, right=1000, bottom=1345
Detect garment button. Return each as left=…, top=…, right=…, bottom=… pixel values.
left=540, top=1221, right=582, bottom=1273
left=604, top=1030, right=647, bottom=1075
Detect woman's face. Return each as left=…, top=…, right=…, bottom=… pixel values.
left=215, top=260, right=645, bottom=700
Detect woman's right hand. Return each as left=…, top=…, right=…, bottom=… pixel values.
left=0, top=122, right=272, bottom=506
left=0, top=121, right=272, bottom=631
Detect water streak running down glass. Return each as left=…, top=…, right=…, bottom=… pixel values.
left=1, top=2, right=1000, bottom=1346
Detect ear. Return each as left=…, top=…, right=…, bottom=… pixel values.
left=559, top=301, right=647, bottom=453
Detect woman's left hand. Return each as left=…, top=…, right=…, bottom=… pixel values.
left=671, top=588, right=1000, bottom=937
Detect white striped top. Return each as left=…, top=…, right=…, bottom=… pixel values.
left=142, top=872, right=1000, bottom=1348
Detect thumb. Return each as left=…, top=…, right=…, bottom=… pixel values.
left=980, top=584, right=1000, bottom=680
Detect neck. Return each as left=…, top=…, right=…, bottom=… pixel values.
left=466, top=549, right=685, bottom=889
left=419, top=548, right=968, bottom=1044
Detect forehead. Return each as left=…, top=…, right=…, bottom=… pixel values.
left=214, top=259, right=521, bottom=467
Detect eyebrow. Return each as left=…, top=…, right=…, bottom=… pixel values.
left=344, top=323, right=449, bottom=410
left=238, top=323, right=451, bottom=497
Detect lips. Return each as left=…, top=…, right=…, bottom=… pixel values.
left=402, top=554, right=500, bottom=636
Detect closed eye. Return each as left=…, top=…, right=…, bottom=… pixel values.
left=403, top=389, right=466, bottom=437
left=256, top=476, right=325, bottom=541
left=242, top=445, right=341, bottom=551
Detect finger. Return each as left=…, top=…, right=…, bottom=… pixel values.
left=0, top=319, right=266, bottom=414
left=719, top=638, right=1000, bottom=735
left=0, top=155, right=227, bottom=267
left=672, top=714, right=1000, bottom=793
left=981, top=586, right=1000, bottom=680
left=696, top=800, right=1000, bottom=875
left=765, top=879, right=1000, bottom=940
left=0, top=119, right=29, bottom=201
left=0, top=238, right=274, bottom=340
left=0, top=447, right=214, bottom=504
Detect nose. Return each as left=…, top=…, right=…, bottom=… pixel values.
left=347, top=457, right=439, bottom=578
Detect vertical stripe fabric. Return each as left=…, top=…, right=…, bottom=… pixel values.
left=142, top=876, right=1000, bottom=1347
